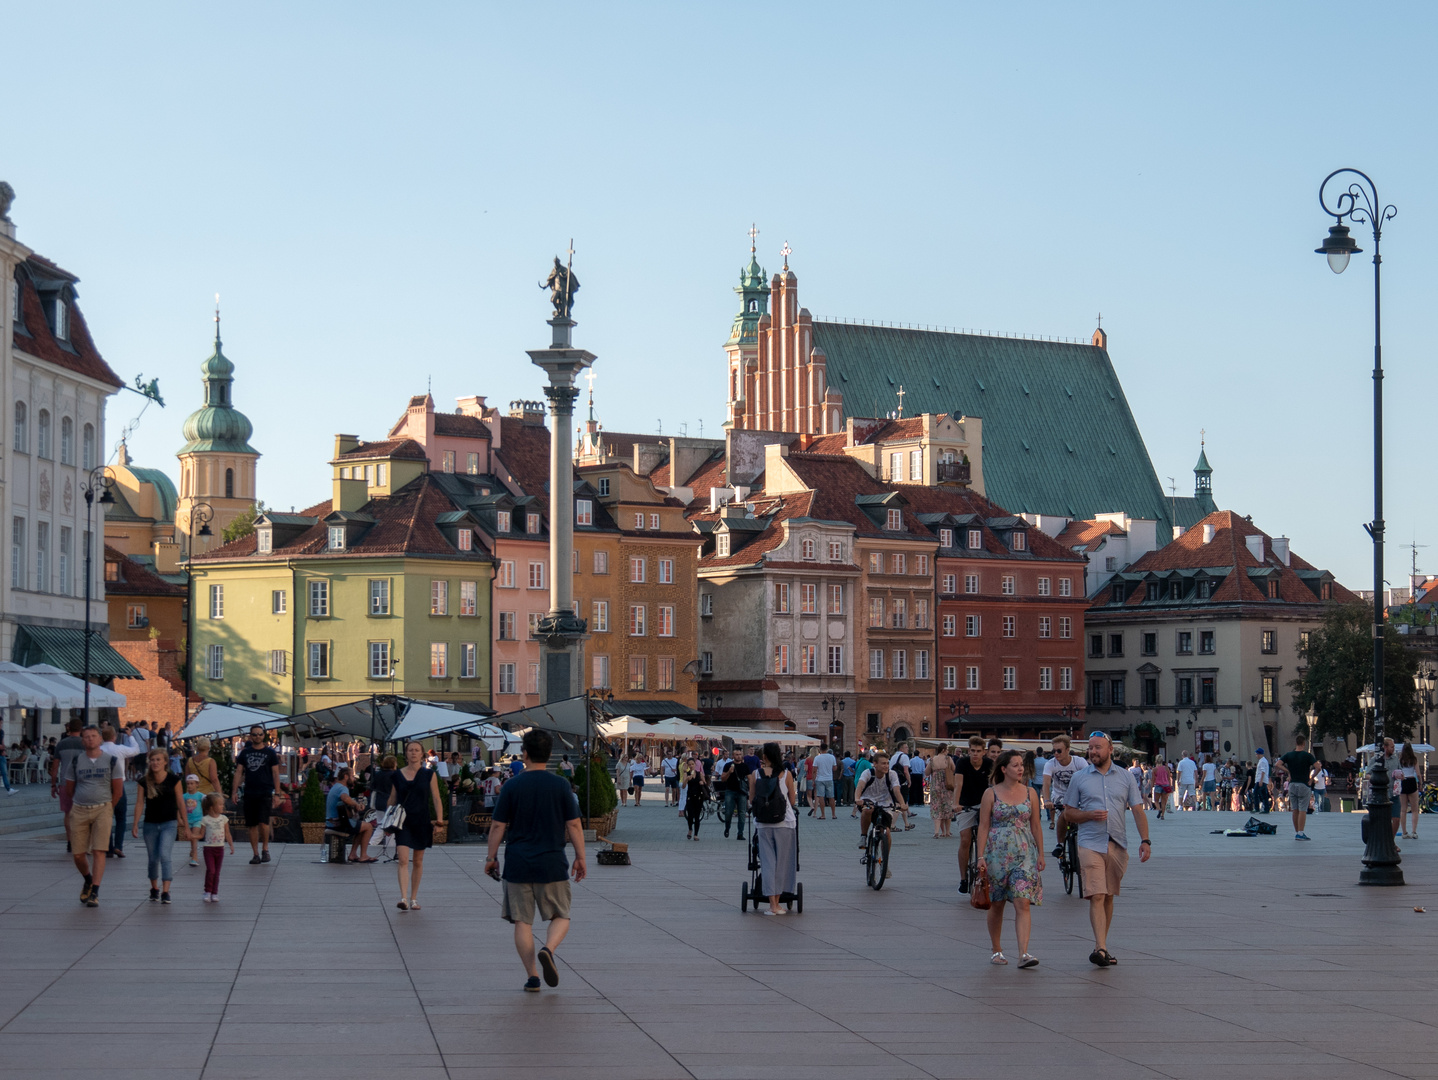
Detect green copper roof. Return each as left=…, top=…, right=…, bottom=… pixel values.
left=129, top=466, right=178, bottom=521
left=1194, top=447, right=1211, bottom=474
left=728, top=256, right=770, bottom=347
left=810, top=322, right=1179, bottom=539
left=179, top=334, right=258, bottom=456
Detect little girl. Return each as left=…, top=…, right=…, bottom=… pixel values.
left=199, top=794, right=233, bottom=903
left=183, top=776, right=204, bottom=867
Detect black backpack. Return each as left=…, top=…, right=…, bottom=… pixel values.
left=752, top=774, right=788, bottom=824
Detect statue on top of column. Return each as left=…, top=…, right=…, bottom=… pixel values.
left=540, top=255, right=579, bottom=318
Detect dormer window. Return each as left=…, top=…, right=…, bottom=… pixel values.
left=576, top=499, right=593, bottom=526
left=598, top=478, right=610, bottom=497
left=939, top=528, right=954, bottom=548
left=377, top=463, right=386, bottom=485
left=497, top=511, right=511, bottom=533
left=885, top=509, right=902, bottom=531
left=328, top=526, right=345, bottom=551
left=967, top=528, right=982, bottom=549
left=257, top=528, right=273, bottom=554
left=1011, top=531, right=1026, bottom=551
left=526, top=513, right=540, bottom=534
left=716, top=533, right=731, bottom=557
left=457, top=528, right=473, bottom=552
left=801, top=538, right=815, bottom=560
left=53, top=299, right=68, bottom=340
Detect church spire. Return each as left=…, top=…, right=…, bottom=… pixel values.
left=1194, top=431, right=1214, bottom=510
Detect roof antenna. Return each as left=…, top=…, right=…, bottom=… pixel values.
left=1167, top=476, right=1177, bottom=533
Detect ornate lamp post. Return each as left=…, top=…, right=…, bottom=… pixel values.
left=1316, top=169, right=1402, bottom=885
left=1416, top=669, right=1435, bottom=779
left=79, top=467, right=116, bottom=715
left=180, top=502, right=213, bottom=724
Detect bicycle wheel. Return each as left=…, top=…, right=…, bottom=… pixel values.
left=1061, top=845, right=1075, bottom=895
left=865, top=831, right=881, bottom=889
left=1069, top=835, right=1084, bottom=899
left=966, top=827, right=978, bottom=889
left=874, top=832, right=889, bottom=890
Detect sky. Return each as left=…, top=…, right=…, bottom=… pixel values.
left=4, top=2, right=1436, bottom=589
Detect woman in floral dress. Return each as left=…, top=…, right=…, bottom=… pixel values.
left=976, top=749, right=1044, bottom=968
left=927, top=745, right=956, bottom=838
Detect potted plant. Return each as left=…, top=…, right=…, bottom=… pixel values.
left=575, top=752, right=619, bottom=835
left=433, top=775, right=449, bottom=844
left=299, top=768, right=326, bottom=844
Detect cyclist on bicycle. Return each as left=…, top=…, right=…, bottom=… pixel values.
left=856, top=753, right=907, bottom=849
left=1041, top=734, right=1087, bottom=860
left=954, top=736, right=990, bottom=892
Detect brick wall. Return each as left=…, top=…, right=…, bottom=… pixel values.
left=113, top=638, right=203, bottom=736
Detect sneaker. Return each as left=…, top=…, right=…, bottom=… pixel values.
left=261, top=850, right=271, bottom=863
left=523, top=976, right=542, bottom=993
left=149, top=887, right=160, bottom=902
left=203, top=893, right=212, bottom=903
left=958, top=877, right=969, bottom=895
left=249, top=855, right=262, bottom=865
left=80, top=879, right=93, bottom=905
left=1051, top=845, right=1064, bottom=859
left=161, top=892, right=171, bottom=904
left=189, top=859, right=200, bottom=867
left=537, top=946, right=559, bottom=987
left=85, top=886, right=99, bottom=908
left=1296, top=833, right=1311, bottom=841
left=210, top=895, right=219, bottom=903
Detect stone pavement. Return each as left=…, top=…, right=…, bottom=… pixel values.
left=0, top=800, right=1434, bottom=1080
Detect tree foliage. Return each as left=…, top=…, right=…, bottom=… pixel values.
left=1288, top=603, right=1419, bottom=743
left=574, top=752, right=618, bottom=821
left=222, top=501, right=267, bottom=545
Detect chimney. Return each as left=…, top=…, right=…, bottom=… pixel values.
left=152, top=538, right=181, bottom=575
left=1245, top=534, right=1265, bottom=562
left=1201, top=523, right=1216, bottom=544
left=334, top=434, right=360, bottom=458
left=1174, top=525, right=1186, bottom=537
left=1272, top=537, right=1290, bottom=566
left=455, top=395, right=488, bottom=417
left=508, top=399, right=546, bottom=425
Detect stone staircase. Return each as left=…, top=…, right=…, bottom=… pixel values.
left=0, top=782, right=66, bottom=838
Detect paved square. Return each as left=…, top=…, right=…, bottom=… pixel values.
left=1, top=799, right=1434, bottom=1080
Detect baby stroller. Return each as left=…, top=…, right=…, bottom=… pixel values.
left=740, top=826, right=803, bottom=913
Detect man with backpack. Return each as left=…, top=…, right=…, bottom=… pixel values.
left=855, top=753, right=908, bottom=851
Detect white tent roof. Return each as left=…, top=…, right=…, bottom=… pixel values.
left=598, top=716, right=724, bottom=741
left=702, top=726, right=821, bottom=747
left=0, top=662, right=124, bottom=709
left=387, top=701, right=506, bottom=744
left=179, top=702, right=289, bottom=741
left=24, top=663, right=126, bottom=708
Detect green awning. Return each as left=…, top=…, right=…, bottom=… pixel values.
left=11, top=625, right=142, bottom=679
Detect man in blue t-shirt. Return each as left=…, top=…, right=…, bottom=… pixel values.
left=487, top=729, right=587, bottom=994
left=324, top=767, right=375, bottom=863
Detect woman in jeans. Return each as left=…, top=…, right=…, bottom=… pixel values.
left=132, top=748, right=190, bottom=903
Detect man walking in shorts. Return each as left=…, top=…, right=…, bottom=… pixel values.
left=810, top=744, right=837, bottom=820
left=231, top=724, right=281, bottom=864
left=486, top=729, right=587, bottom=993
left=1063, top=731, right=1150, bottom=966
left=63, top=727, right=124, bottom=907
left=1280, top=736, right=1317, bottom=841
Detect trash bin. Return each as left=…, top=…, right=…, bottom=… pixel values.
left=1341, top=797, right=1355, bottom=813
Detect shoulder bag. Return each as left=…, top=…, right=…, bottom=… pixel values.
left=969, top=865, right=992, bottom=910
left=378, top=804, right=406, bottom=835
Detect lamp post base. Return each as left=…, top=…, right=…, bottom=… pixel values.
left=1358, top=801, right=1404, bottom=887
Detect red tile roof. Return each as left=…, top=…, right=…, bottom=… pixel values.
left=433, top=413, right=491, bottom=439
left=798, top=433, right=849, bottom=455
left=649, top=461, right=672, bottom=487
left=783, top=453, right=934, bottom=539
left=494, top=417, right=552, bottom=496
left=1054, top=519, right=1125, bottom=549
left=12, top=256, right=123, bottom=388
left=102, top=546, right=187, bottom=597
left=681, top=453, right=730, bottom=505
left=334, top=438, right=429, bottom=462
left=697, top=491, right=817, bottom=569
left=892, top=484, right=1085, bottom=562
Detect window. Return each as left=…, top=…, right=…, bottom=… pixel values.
left=699, top=651, right=712, bottom=675
left=497, top=511, right=511, bottom=533
left=1266, top=579, right=1280, bottom=600
left=715, top=533, right=730, bottom=557
left=800, top=583, right=817, bottom=614
left=1001, top=575, right=1015, bottom=596
left=302, top=579, right=327, bottom=617
left=1321, top=582, right=1333, bottom=600
left=1170, top=580, right=1185, bottom=601
left=598, top=477, right=610, bottom=497
left=892, top=553, right=905, bottom=575
left=942, top=613, right=957, bottom=637
left=442, top=450, right=455, bottom=473
left=800, top=644, right=817, bottom=675
left=942, top=573, right=956, bottom=594
left=207, top=644, right=224, bottom=680
left=528, top=561, right=546, bottom=589
left=52, top=299, right=68, bottom=339
left=1261, top=629, right=1277, bottom=654
left=630, top=557, right=646, bottom=583
left=369, top=641, right=390, bottom=678
left=659, top=558, right=673, bottom=584
left=1013, top=531, right=1029, bottom=552
left=1090, top=679, right=1105, bottom=707
left=82, top=423, right=94, bottom=469
left=1059, top=616, right=1072, bottom=639
left=1176, top=676, right=1194, bottom=706
left=1299, top=630, right=1311, bottom=655
left=1261, top=675, right=1276, bottom=705
left=649, top=513, right=660, bottom=530
left=1106, top=557, right=1118, bottom=572
left=1003, top=666, right=1017, bottom=691
left=328, top=526, right=345, bottom=551
left=775, top=583, right=790, bottom=614
left=1200, top=629, right=1215, bottom=654
left=657, top=656, right=675, bottom=690
left=943, top=665, right=957, bottom=690
left=891, top=649, right=908, bottom=680
left=593, top=550, right=609, bottom=574
left=828, top=584, right=843, bottom=615
left=1037, top=576, right=1050, bottom=597
left=430, top=642, right=448, bottom=678
left=828, top=540, right=842, bottom=562
left=869, top=596, right=884, bottom=628
left=773, top=644, right=790, bottom=675
left=628, top=657, right=647, bottom=690
left=592, top=655, right=611, bottom=688
left=915, top=650, right=930, bottom=680
left=1201, top=676, right=1216, bottom=706
left=886, top=509, right=902, bottom=531
left=1108, top=633, right=1123, bottom=657
left=498, top=611, right=516, bottom=640
left=592, top=600, right=609, bottom=631
left=870, top=649, right=884, bottom=679
left=460, top=642, right=477, bottom=679
left=629, top=605, right=646, bottom=636
left=460, top=580, right=477, bottom=616
left=60, top=417, right=73, bottom=464
left=457, top=528, right=473, bottom=552
left=1116, top=583, right=1131, bottom=604
left=633, top=513, right=644, bottom=530
left=263, top=588, right=284, bottom=616
left=256, top=528, right=273, bottom=554
left=126, top=603, right=147, bottom=629
left=965, top=614, right=981, bottom=637
left=209, top=584, right=225, bottom=619
left=225, top=469, right=234, bottom=499
left=1038, top=616, right=1051, bottom=639
left=34, top=522, right=48, bottom=591
left=869, top=552, right=883, bottom=574
left=498, top=663, right=516, bottom=694
left=827, top=645, right=844, bottom=675
left=576, top=499, right=592, bottom=526
left=467, top=452, right=480, bottom=475
left=914, top=597, right=929, bottom=628
left=964, top=574, right=979, bottom=594
left=269, top=650, right=287, bottom=676
left=891, top=597, right=906, bottom=628
left=12, top=402, right=25, bottom=452
left=36, top=409, right=50, bottom=459
left=916, top=555, right=929, bottom=576
left=1002, top=615, right=1016, bottom=638
left=968, top=529, right=983, bottom=549
left=1142, top=677, right=1158, bottom=706
left=1058, top=578, right=1072, bottom=597
left=368, top=578, right=390, bottom=615
left=431, top=579, right=449, bottom=615
left=528, top=612, right=542, bottom=639
left=1177, top=631, right=1193, bottom=655
left=939, top=527, right=954, bottom=548
left=308, top=641, right=329, bottom=678
left=105, top=559, right=119, bottom=583
left=1141, top=632, right=1156, bottom=656
left=58, top=527, right=70, bottom=596
left=801, top=538, right=815, bottom=560
left=1196, top=579, right=1212, bottom=600
left=658, top=605, right=674, bottom=637
left=1089, top=634, right=1104, bottom=659
left=527, top=513, right=540, bottom=535
left=966, top=665, right=980, bottom=691
left=497, top=560, right=515, bottom=588
left=909, top=449, right=922, bottom=481
left=1039, top=666, right=1052, bottom=691
left=1110, top=678, right=1125, bottom=706
left=1060, top=666, right=1073, bottom=691
left=888, top=452, right=902, bottom=481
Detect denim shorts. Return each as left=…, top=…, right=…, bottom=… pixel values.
left=813, top=780, right=834, bottom=800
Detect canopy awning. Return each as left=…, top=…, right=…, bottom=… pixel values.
left=598, top=716, right=724, bottom=741
left=179, top=702, right=289, bottom=741
left=11, top=625, right=142, bottom=679
left=0, top=662, right=127, bottom=709
left=597, top=698, right=705, bottom=721
left=21, top=663, right=127, bottom=708
left=701, top=726, right=821, bottom=747
left=489, top=696, right=592, bottom=740
left=388, top=701, right=501, bottom=743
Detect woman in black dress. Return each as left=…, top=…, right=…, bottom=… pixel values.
left=388, top=742, right=444, bottom=910
left=683, top=756, right=708, bottom=840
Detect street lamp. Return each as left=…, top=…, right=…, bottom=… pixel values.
left=1318, top=168, right=1402, bottom=887
left=80, top=467, right=116, bottom=716
left=1306, top=705, right=1318, bottom=752
left=180, top=502, right=214, bottom=727
left=1416, top=670, right=1435, bottom=778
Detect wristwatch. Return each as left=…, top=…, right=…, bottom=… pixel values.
left=1140, top=839, right=1151, bottom=846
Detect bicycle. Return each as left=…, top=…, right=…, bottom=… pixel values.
left=1059, top=822, right=1084, bottom=897
left=859, top=802, right=893, bottom=890
left=960, top=821, right=978, bottom=895
left=1420, top=782, right=1438, bottom=816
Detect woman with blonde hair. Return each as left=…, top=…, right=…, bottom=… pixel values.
left=184, top=737, right=222, bottom=802
left=132, top=747, right=189, bottom=904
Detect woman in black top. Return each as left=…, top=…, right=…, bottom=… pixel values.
left=684, top=758, right=709, bottom=840
left=388, top=742, right=444, bottom=911
left=132, top=748, right=189, bottom=903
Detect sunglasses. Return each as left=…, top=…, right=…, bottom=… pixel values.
left=1087, top=731, right=1110, bottom=742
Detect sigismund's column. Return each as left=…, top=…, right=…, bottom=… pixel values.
left=529, top=251, right=593, bottom=702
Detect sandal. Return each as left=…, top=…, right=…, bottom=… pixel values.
left=409, top=901, right=421, bottom=910
left=1089, top=948, right=1115, bottom=967
left=990, top=951, right=1008, bottom=965
left=1019, top=954, right=1040, bottom=969
left=355, top=857, right=378, bottom=863
left=397, top=900, right=409, bottom=911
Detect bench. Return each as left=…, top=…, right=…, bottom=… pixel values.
left=323, top=830, right=350, bottom=863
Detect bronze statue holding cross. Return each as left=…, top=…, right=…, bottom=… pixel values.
left=540, top=242, right=580, bottom=318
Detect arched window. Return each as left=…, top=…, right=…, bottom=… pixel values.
left=36, top=409, right=51, bottom=459
left=225, top=468, right=234, bottom=498
left=60, top=417, right=73, bottom=465
left=13, top=402, right=26, bottom=452
left=82, top=423, right=95, bottom=469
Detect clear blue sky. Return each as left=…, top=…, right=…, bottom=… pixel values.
left=6, top=2, right=1436, bottom=588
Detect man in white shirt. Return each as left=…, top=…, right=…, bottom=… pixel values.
left=1174, top=754, right=1199, bottom=811
left=660, top=753, right=679, bottom=806
left=1253, top=750, right=1272, bottom=814
left=810, top=745, right=837, bottom=820
left=99, top=724, right=142, bottom=856
left=889, top=748, right=915, bottom=830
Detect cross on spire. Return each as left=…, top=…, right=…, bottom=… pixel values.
left=213, top=293, right=221, bottom=347
left=1096, top=312, right=1102, bottom=329
left=1200, top=426, right=1206, bottom=447
left=781, top=241, right=791, bottom=270
left=896, top=384, right=906, bottom=418
left=748, top=223, right=759, bottom=254
left=584, top=369, right=597, bottom=422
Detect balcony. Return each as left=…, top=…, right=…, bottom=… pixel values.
left=937, top=461, right=971, bottom=484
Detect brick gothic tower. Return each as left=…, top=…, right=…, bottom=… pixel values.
left=725, top=246, right=842, bottom=435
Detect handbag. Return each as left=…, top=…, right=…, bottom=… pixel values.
left=378, top=804, right=406, bottom=835
left=944, top=770, right=957, bottom=793
left=969, top=865, right=992, bottom=910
